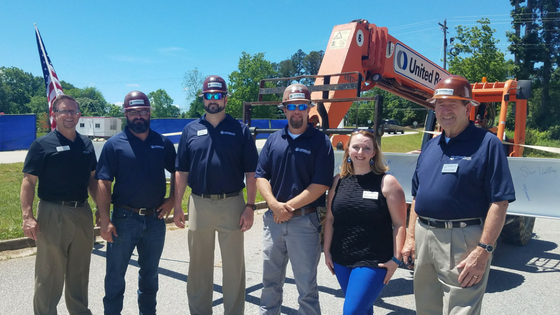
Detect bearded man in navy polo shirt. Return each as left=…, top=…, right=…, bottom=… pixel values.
left=401, top=75, right=515, bottom=315
left=96, top=91, right=176, bottom=315
left=174, top=75, right=258, bottom=315
left=256, top=83, right=334, bottom=315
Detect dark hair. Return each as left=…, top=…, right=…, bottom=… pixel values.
left=53, top=94, right=79, bottom=111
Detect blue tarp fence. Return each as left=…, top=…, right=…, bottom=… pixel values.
left=0, top=114, right=36, bottom=151
left=151, top=118, right=289, bottom=143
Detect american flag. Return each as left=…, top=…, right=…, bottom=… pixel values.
left=35, top=24, right=64, bottom=130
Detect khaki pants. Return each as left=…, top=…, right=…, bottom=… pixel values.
left=187, top=193, right=246, bottom=315
left=34, top=200, right=94, bottom=315
left=414, top=219, right=492, bottom=315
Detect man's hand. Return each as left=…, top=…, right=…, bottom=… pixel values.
left=401, top=237, right=416, bottom=269
left=270, top=202, right=293, bottom=223
left=173, top=207, right=186, bottom=229
left=157, top=197, right=174, bottom=219
left=457, top=247, right=489, bottom=288
left=100, top=218, right=118, bottom=243
left=239, top=207, right=254, bottom=232
left=22, top=217, right=40, bottom=241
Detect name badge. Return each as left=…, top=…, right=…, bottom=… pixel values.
left=197, top=129, right=208, bottom=136
left=442, top=164, right=459, bottom=173
left=56, top=145, right=70, bottom=152
left=363, top=191, right=379, bottom=200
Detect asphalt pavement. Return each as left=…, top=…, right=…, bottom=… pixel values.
left=1, top=214, right=560, bottom=314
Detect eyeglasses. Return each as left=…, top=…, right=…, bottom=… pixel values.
left=126, top=109, right=150, bottom=116
left=285, top=104, right=308, bottom=111
left=203, top=93, right=225, bottom=100
left=54, top=109, right=80, bottom=115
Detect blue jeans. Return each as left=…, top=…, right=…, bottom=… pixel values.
left=103, top=207, right=166, bottom=315
left=334, top=263, right=387, bottom=315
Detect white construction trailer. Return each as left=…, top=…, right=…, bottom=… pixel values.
left=76, top=117, right=121, bottom=138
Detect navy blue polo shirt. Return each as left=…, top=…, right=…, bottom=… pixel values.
left=255, top=124, right=334, bottom=208
left=175, top=114, right=258, bottom=195
left=96, top=127, right=176, bottom=209
left=412, top=122, right=515, bottom=220
left=23, top=130, right=97, bottom=202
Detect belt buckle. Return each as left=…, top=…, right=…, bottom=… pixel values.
left=138, top=208, right=148, bottom=216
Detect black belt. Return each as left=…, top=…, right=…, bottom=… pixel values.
left=292, top=207, right=317, bottom=217
left=192, top=191, right=240, bottom=200
left=115, top=205, right=157, bottom=216
left=419, top=217, right=483, bottom=229
left=44, top=200, right=87, bottom=208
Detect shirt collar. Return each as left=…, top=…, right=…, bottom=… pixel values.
left=439, top=121, right=476, bottom=145
left=281, top=123, right=315, bottom=139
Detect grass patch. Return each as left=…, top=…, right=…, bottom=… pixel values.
left=381, top=132, right=424, bottom=153
left=0, top=162, right=264, bottom=240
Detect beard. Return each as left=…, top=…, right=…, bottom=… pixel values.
left=289, top=116, right=304, bottom=129
left=128, top=117, right=150, bottom=133
left=204, top=102, right=225, bottom=114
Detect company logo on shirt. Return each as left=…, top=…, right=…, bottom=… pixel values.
left=220, top=131, right=236, bottom=136
left=151, top=145, right=164, bottom=149
left=295, top=147, right=311, bottom=154
left=450, top=155, right=471, bottom=160
left=83, top=150, right=91, bottom=154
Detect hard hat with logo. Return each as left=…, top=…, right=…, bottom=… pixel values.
left=199, top=75, right=229, bottom=96
left=280, top=83, right=316, bottom=108
left=427, top=75, right=480, bottom=106
left=123, top=91, right=152, bottom=110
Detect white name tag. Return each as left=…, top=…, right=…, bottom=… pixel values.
left=197, top=129, right=208, bottom=136
left=56, top=145, right=70, bottom=152
left=442, top=164, right=459, bottom=173
left=363, top=191, right=379, bottom=200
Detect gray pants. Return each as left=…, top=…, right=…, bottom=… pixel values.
left=259, top=210, right=322, bottom=315
left=34, top=200, right=94, bottom=315
left=414, top=219, right=492, bottom=315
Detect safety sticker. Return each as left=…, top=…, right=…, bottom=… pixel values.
left=208, top=82, right=222, bottom=88
left=330, top=30, right=351, bottom=50
left=435, top=89, right=454, bottom=96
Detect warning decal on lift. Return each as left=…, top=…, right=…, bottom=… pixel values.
left=330, top=30, right=351, bottom=50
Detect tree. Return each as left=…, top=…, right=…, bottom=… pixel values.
left=184, top=96, right=204, bottom=118
left=182, top=68, right=205, bottom=113
left=302, top=50, right=324, bottom=85
left=65, top=86, right=109, bottom=116
left=106, top=104, right=123, bottom=117
left=448, top=18, right=512, bottom=82
left=228, top=52, right=279, bottom=119
left=508, top=0, right=560, bottom=131
left=0, top=67, right=42, bottom=114
left=148, top=89, right=179, bottom=118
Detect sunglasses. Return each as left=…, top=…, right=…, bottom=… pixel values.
left=203, top=93, right=225, bottom=100
left=285, top=104, right=308, bottom=111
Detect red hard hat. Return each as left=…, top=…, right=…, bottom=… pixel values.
left=280, top=83, right=315, bottom=107
left=123, top=91, right=152, bottom=110
left=199, top=75, right=228, bottom=96
left=427, top=75, right=480, bottom=106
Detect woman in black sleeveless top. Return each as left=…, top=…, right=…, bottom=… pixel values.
left=323, top=129, right=407, bottom=315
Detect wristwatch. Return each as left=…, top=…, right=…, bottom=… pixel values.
left=246, top=204, right=257, bottom=210
left=478, top=242, right=495, bottom=253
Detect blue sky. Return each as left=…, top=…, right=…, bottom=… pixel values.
left=1, top=0, right=516, bottom=111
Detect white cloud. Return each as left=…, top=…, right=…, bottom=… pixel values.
left=114, top=102, right=124, bottom=107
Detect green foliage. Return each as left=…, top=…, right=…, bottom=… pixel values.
left=448, top=18, right=512, bottom=82
left=345, top=88, right=427, bottom=128
left=228, top=52, right=279, bottom=119
left=148, top=89, right=179, bottom=118
left=182, top=68, right=206, bottom=114
left=184, top=92, right=204, bottom=118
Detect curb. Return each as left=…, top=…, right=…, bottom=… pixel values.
left=0, top=202, right=268, bottom=252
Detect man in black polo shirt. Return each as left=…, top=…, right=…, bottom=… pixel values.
left=256, top=83, right=334, bottom=314
left=96, top=91, right=176, bottom=315
left=174, top=75, right=258, bottom=315
left=21, top=94, right=98, bottom=315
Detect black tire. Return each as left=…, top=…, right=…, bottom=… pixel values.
left=500, top=215, right=535, bottom=246
left=400, top=130, right=405, bottom=134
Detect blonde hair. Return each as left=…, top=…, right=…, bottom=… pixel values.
left=340, top=130, right=388, bottom=177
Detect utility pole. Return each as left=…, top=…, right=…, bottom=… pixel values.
left=438, top=19, right=448, bottom=70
